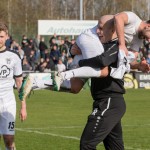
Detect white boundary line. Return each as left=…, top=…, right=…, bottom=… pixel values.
left=16, top=128, right=80, bottom=140
left=123, top=124, right=150, bottom=127
left=16, top=128, right=149, bottom=150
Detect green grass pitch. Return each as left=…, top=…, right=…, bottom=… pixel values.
left=0, top=89, right=150, bottom=150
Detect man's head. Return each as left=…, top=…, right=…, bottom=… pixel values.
left=97, top=15, right=116, bottom=43
left=139, top=20, right=150, bottom=40
left=0, top=22, right=8, bottom=50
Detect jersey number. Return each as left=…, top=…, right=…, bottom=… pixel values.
left=8, top=122, right=15, bottom=129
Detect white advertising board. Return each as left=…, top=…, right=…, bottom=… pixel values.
left=38, top=20, right=98, bottom=35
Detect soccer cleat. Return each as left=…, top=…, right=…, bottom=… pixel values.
left=19, top=74, right=34, bottom=101
left=51, top=71, right=63, bottom=91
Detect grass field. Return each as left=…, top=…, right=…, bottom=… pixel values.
left=0, top=89, right=150, bottom=150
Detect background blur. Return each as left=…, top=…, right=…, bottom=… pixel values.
left=0, top=0, right=150, bottom=41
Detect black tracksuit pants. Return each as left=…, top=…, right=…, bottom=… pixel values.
left=80, top=96, right=126, bottom=150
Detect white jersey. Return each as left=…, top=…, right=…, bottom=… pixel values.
left=124, top=11, right=143, bottom=52
left=0, top=49, right=22, bottom=97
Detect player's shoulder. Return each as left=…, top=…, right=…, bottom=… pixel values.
left=6, top=49, right=21, bottom=59
left=123, top=11, right=141, bottom=19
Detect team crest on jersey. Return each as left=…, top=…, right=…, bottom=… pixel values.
left=6, top=58, right=11, bottom=64
left=0, top=65, right=10, bottom=78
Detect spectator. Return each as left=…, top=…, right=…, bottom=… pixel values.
left=56, top=35, right=62, bottom=47
left=39, top=36, right=48, bottom=59
left=22, top=40, right=32, bottom=59
left=66, top=56, right=73, bottom=70
left=49, top=33, right=57, bottom=46
left=33, top=35, right=41, bottom=62
left=22, top=56, right=32, bottom=71
left=21, top=35, right=29, bottom=48
left=35, top=58, right=45, bottom=71
left=64, top=36, right=71, bottom=48
left=44, top=49, right=49, bottom=60
left=18, top=45, right=24, bottom=63
left=49, top=38, right=57, bottom=50
left=28, top=38, right=34, bottom=50
left=10, top=40, right=19, bottom=51
left=50, top=44, right=61, bottom=65
left=28, top=50, right=36, bottom=71
left=38, top=61, right=48, bottom=72
left=60, top=50, right=68, bottom=66
left=5, top=34, right=12, bottom=48
left=45, top=58, right=55, bottom=71
left=57, top=58, right=66, bottom=72
left=59, top=39, right=69, bottom=55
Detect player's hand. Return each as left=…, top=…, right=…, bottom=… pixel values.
left=119, top=45, right=128, bottom=56
left=20, top=101, right=27, bottom=121
left=70, top=43, right=81, bottom=55
left=139, top=57, right=150, bottom=73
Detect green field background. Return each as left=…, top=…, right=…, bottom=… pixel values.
left=0, top=89, right=150, bottom=150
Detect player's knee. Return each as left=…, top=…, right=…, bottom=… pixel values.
left=3, top=135, right=14, bottom=148
left=70, top=87, right=81, bottom=94
left=70, top=78, right=84, bottom=94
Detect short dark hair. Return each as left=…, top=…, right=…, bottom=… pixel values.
left=146, top=20, right=150, bottom=24
left=0, top=22, right=8, bottom=34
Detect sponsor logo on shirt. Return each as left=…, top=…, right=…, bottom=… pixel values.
left=0, top=65, right=10, bottom=78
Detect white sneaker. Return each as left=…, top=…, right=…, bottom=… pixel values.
left=51, top=72, right=63, bottom=91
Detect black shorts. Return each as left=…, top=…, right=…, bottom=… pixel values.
left=80, top=96, right=126, bottom=150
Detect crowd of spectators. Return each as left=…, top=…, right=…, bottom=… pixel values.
left=5, top=33, right=150, bottom=73
left=6, top=34, right=76, bottom=73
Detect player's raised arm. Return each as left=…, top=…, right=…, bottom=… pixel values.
left=114, top=12, right=128, bottom=55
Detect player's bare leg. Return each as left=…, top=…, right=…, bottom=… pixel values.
left=3, top=135, right=15, bottom=150
left=70, top=78, right=85, bottom=94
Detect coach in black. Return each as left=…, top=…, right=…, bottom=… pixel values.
left=79, top=16, right=126, bottom=150
left=80, top=39, right=126, bottom=150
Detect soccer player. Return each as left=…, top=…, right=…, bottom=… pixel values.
left=79, top=11, right=150, bottom=70
left=0, top=22, right=27, bottom=150
left=52, top=11, right=150, bottom=91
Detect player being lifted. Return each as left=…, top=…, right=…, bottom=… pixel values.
left=19, top=11, right=150, bottom=100
left=51, top=11, right=150, bottom=92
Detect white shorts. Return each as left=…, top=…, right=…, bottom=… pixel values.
left=76, top=33, right=104, bottom=59
left=71, top=55, right=83, bottom=69
left=0, top=94, right=16, bottom=135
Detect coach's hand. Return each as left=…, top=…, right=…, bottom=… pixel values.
left=101, top=67, right=109, bottom=77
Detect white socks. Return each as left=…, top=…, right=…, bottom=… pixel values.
left=61, top=80, right=71, bottom=89
left=60, top=67, right=101, bottom=80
